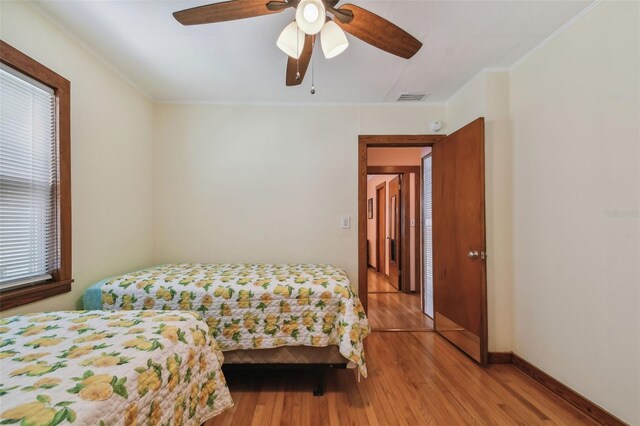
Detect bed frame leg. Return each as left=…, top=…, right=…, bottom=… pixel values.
left=313, top=369, right=326, bottom=396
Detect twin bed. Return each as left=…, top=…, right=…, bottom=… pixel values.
left=0, top=263, right=369, bottom=424
left=0, top=310, right=232, bottom=425
left=84, top=263, right=370, bottom=378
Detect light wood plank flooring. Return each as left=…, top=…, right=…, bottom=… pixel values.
left=207, top=332, right=597, bottom=426
left=368, top=293, right=434, bottom=330
left=367, top=269, right=433, bottom=331
left=367, top=269, right=398, bottom=293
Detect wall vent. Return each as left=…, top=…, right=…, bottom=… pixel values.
left=396, top=92, right=429, bottom=102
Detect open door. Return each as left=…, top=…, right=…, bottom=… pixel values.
left=388, top=176, right=401, bottom=290
left=432, top=118, right=487, bottom=364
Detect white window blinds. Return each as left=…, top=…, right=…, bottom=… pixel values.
left=423, top=155, right=433, bottom=318
left=0, top=64, right=58, bottom=290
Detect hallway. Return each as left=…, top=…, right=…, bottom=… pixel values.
left=367, top=269, right=434, bottom=331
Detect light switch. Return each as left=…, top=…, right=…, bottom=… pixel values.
left=339, top=215, right=351, bottom=229
left=410, top=218, right=416, bottom=227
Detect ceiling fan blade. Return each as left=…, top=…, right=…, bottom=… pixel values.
left=326, top=5, right=353, bottom=24
left=286, top=35, right=315, bottom=86
left=334, top=4, right=422, bottom=59
left=174, top=0, right=288, bottom=26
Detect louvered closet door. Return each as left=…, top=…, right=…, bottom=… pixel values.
left=422, top=155, right=433, bottom=318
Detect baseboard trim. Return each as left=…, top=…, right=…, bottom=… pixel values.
left=488, top=352, right=513, bottom=364
left=511, top=354, right=627, bottom=426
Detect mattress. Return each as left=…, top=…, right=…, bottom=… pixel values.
left=0, top=310, right=233, bottom=426
left=224, top=345, right=348, bottom=365
left=83, top=263, right=370, bottom=377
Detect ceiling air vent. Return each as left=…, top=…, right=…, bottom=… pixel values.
left=396, top=92, right=428, bottom=102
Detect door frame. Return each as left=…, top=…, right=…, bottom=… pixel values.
left=368, top=167, right=421, bottom=294
left=375, top=181, right=387, bottom=276
left=358, top=135, right=445, bottom=312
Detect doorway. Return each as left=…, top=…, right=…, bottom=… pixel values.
left=358, top=121, right=488, bottom=363
left=365, top=155, right=432, bottom=331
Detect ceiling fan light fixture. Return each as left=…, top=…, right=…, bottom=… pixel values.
left=321, top=20, right=349, bottom=59
left=295, top=0, right=325, bottom=35
left=303, top=3, right=319, bottom=22
left=276, top=21, right=306, bottom=59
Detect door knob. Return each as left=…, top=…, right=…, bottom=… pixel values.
left=468, top=250, right=479, bottom=259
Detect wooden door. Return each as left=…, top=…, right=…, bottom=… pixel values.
left=375, top=183, right=386, bottom=275
left=388, top=176, right=401, bottom=290
left=432, top=118, right=487, bottom=364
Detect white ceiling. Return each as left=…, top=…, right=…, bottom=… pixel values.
left=33, top=0, right=593, bottom=103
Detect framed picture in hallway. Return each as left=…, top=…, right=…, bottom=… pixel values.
left=368, top=198, right=373, bottom=219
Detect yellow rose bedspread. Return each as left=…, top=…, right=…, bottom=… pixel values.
left=94, top=264, right=370, bottom=377
left=0, top=310, right=233, bottom=426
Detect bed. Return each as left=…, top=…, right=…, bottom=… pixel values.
left=83, top=263, right=370, bottom=382
left=0, top=310, right=233, bottom=425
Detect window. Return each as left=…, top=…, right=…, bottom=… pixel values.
left=0, top=41, right=71, bottom=310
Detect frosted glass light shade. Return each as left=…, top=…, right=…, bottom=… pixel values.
left=321, top=20, right=349, bottom=58
left=276, top=22, right=305, bottom=59
left=295, top=0, right=325, bottom=35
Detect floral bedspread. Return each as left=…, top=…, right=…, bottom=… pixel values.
left=0, top=310, right=232, bottom=426
left=97, top=264, right=370, bottom=377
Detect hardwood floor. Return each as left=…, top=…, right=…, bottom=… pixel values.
left=368, top=293, right=433, bottom=330
left=207, top=332, right=597, bottom=426
left=367, top=269, right=397, bottom=293
left=367, top=269, right=433, bottom=331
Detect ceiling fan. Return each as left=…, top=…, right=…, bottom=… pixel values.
left=173, top=0, right=422, bottom=87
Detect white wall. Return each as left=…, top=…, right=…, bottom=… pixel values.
left=153, top=104, right=445, bottom=287
left=445, top=73, right=487, bottom=133
left=510, top=2, right=640, bottom=424
left=483, top=72, right=514, bottom=356
left=0, top=1, right=155, bottom=315
left=445, top=70, right=514, bottom=352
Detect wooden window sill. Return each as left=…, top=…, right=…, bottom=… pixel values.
left=0, top=279, right=73, bottom=312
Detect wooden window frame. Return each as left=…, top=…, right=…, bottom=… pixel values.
left=0, top=41, right=72, bottom=311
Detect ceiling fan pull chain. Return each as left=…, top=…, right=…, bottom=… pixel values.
left=311, top=38, right=316, bottom=94
left=295, top=26, right=301, bottom=81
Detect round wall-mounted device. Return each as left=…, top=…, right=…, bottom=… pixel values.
left=430, top=121, right=443, bottom=132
